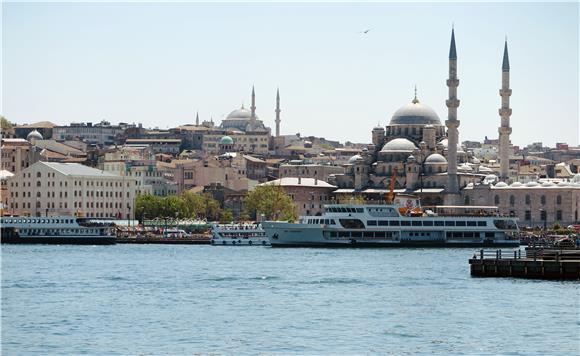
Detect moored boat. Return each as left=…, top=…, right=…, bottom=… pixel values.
left=211, top=223, right=269, bottom=246
left=1, top=216, right=117, bottom=245
left=262, top=198, right=520, bottom=248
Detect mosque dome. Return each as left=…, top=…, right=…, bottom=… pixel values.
left=510, top=182, right=523, bottom=187
left=348, top=154, right=363, bottom=164
left=439, top=138, right=464, bottom=152
left=495, top=182, right=509, bottom=188
left=226, top=106, right=256, bottom=120
left=381, top=138, right=418, bottom=152
left=219, top=136, right=234, bottom=145
left=389, top=99, right=441, bottom=125
left=541, top=181, right=556, bottom=187
left=27, top=129, right=43, bottom=141
left=572, top=173, right=580, bottom=183
left=425, top=153, right=447, bottom=164
left=525, top=181, right=540, bottom=187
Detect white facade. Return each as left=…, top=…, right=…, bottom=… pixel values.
left=6, top=162, right=137, bottom=219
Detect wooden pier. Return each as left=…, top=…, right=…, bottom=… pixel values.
left=469, top=248, right=580, bottom=280
left=116, top=234, right=211, bottom=245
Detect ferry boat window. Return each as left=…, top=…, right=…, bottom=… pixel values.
left=456, top=221, right=466, bottom=226
left=363, top=231, right=374, bottom=238
left=339, top=219, right=365, bottom=229
left=330, top=232, right=337, bottom=238
left=444, top=221, right=455, bottom=226
left=412, top=221, right=422, bottom=226
left=367, top=220, right=377, bottom=226
left=329, top=219, right=336, bottom=225
left=434, top=221, right=444, bottom=226
left=467, top=221, right=476, bottom=227
left=423, top=221, right=433, bottom=226
left=389, top=221, right=400, bottom=226
left=375, top=231, right=386, bottom=238
left=401, top=221, right=411, bottom=226
left=485, top=232, right=494, bottom=238
left=356, top=208, right=363, bottom=213
left=378, top=221, right=388, bottom=226
left=340, top=208, right=347, bottom=213
left=351, top=232, right=362, bottom=238
left=464, top=232, right=474, bottom=238
left=338, top=231, right=350, bottom=238
left=477, top=221, right=486, bottom=226
left=493, top=220, right=517, bottom=230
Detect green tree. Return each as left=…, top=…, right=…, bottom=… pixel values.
left=219, top=209, right=234, bottom=223
left=336, top=194, right=365, bottom=204
left=135, top=194, right=163, bottom=221
left=244, top=184, right=297, bottom=221
left=181, top=191, right=222, bottom=220
left=1, top=116, right=13, bottom=132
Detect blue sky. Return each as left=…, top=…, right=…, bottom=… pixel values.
left=2, top=2, right=578, bottom=147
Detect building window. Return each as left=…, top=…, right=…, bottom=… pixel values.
left=525, top=195, right=531, bottom=205
left=509, top=195, right=515, bottom=206
left=540, top=210, right=547, bottom=221
left=464, top=196, right=470, bottom=205
left=494, top=195, right=500, bottom=205
left=540, top=195, right=546, bottom=205
left=525, top=210, right=531, bottom=220
left=556, top=210, right=562, bottom=221
left=556, top=195, right=561, bottom=205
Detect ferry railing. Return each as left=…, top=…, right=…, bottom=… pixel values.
left=473, top=249, right=522, bottom=260
left=474, top=248, right=580, bottom=262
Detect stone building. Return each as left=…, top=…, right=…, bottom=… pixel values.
left=6, top=162, right=137, bottom=219
left=260, top=177, right=336, bottom=216
left=463, top=176, right=580, bottom=227
left=1, top=137, right=40, bottom=174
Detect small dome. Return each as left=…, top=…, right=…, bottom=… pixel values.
left=348, top=154, right=363, bottom=164
left=458, top=163, right=473, bottom=171
left=510, top=182, right=523, bottom=187
left=572, top=173, right=580, bottom=183
left=472, top=157, right=481, bottom=164
left=219, top=136, right=234, bottom=145
left=407, top=155, right=416, bottom=163
left=495, top=182, right=508, bottom=188
left=424, top=153, right=447, bottom=164
left=541, top=181, right=555, bottom=187
left=478, top=166, right=493, bottom=173
left=27, top=129, right=43, bottom=141
left=557, top=181, right=569, bottom=187
left=381, top=138, right=418, bottom=152
left=389, top=100, right=441, bottom=125
left=525, top=181, right=540, bottom=187
left=439, top=138, right=464, bottom=152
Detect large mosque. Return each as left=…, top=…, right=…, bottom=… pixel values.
left=332, top=29, right=509, bottom=206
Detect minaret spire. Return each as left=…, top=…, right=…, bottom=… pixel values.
left=445, top=27, right=461, bottom=202
left=412, top=85, right=419, bottom=104
left=275, top=88, right=281, bottom=137
left=195, top=111, right=199, bottom=126
left=250, top=85, right=256, bottom=119
left=498, top=39, right=512, bottom=181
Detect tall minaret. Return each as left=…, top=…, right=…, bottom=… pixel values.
left=275, top=88, right=281, bottom=137
left=195, top=111, right=199, bottom=126
left=250, top=85, right=256, bottom=119
left=445, top=27, right=461, bottom=198
left=498, top=39, right=512, bottom=181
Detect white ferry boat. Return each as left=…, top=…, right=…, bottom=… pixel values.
left=0, top=216, right=117, bottom=245
left=262, top=198, right=520, bottom=248
left=211, top=223, right=270, bottom=246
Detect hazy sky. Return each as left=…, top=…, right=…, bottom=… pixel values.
left=2, top=1, right=579, bottom=147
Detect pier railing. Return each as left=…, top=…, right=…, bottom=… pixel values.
left=473, top=248, right=580, bottom=262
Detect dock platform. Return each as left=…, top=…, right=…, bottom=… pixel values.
left=469, top=248, right=580, bottom=280
left=116, top=234, right=211, bottom=245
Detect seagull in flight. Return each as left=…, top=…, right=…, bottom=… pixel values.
left=359, top=28, right=372, bottom=34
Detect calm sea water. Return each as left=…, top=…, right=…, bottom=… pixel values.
left=2, top=244, right=579, bottom=355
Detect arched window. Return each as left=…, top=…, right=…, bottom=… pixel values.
left=510, top=195, right=515, bottom=206
left=464, top=195, right=470, bottom=205
left=494, top=195, right=500, bottom=205
left=541, top=195, right=546, bottom=205
left=557, top=195, right=562, bottom=205
left=525, top=195, right=531, bottom=205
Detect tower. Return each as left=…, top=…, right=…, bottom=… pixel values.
left=195, top=111, right=199, bottom=126
left=445, top=27, right=461, bottom=200
left=251, top=85, right=256, bottom=119
left=275, top=88, right=281, bottom=137
left=498, top=39, right=512, bottom=181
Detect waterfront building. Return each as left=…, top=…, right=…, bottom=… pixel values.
left=1, top=138, right=40, bottom=174
left=278, top=163, right=344, bottom=182
left=260, top=177, right=336, bottom=216
left=52, top=120, right=134, bottom=146
left=125, top=138, right=182, bottom=156
left=0, top=170, right=14, bottom=212
left=6, top=161, right=137, bottom=219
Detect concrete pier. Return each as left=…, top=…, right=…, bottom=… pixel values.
left=469, top=249, right=580, bottom=280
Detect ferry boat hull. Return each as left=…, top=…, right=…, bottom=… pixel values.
left=263, top=222, right=519, bottom=248
left=210, top=223, right=270, bottom=246
left=1, top=234, right=116, bottom=245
